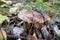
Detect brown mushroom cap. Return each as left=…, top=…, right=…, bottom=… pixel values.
left=18, top=9, right=33, bottom=23
left=18, top=9, right=45, bottom=23
left=33, top=11, right=45, bottom=23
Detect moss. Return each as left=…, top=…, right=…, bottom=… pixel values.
left=0, top=37, right=3, bottom=40
left=0, top=1, right=6, bottom=5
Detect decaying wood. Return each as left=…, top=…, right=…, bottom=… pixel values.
left=0, top=29, right=7, bottom=40
left=0, top=31, right=3, bottom=37
left=1, top=29, right=7, bottom=39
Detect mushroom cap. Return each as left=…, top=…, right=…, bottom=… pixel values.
left=18, top=9, right=45, bottom=23
left=18, top=9, right=33, bottom=23
left=33, top=11, right=45, bottom=23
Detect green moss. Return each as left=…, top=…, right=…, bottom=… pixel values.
left=0, top=1, right=6, bottom=5
left=0, top=15, right=9, bottom=24
left=57, top=34, right=60, bottom=38
left=0, top=37, right=3, bottom=40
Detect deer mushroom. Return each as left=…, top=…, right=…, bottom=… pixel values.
left=18, top=9, right=45, bottom=24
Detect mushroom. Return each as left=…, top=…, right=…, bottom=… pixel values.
left=18, top=9, right=45, bottom=23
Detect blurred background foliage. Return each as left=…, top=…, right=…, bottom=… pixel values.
left=0, top=0, right=6, bottom=5
left=0, top=0, right=60, bottom=24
